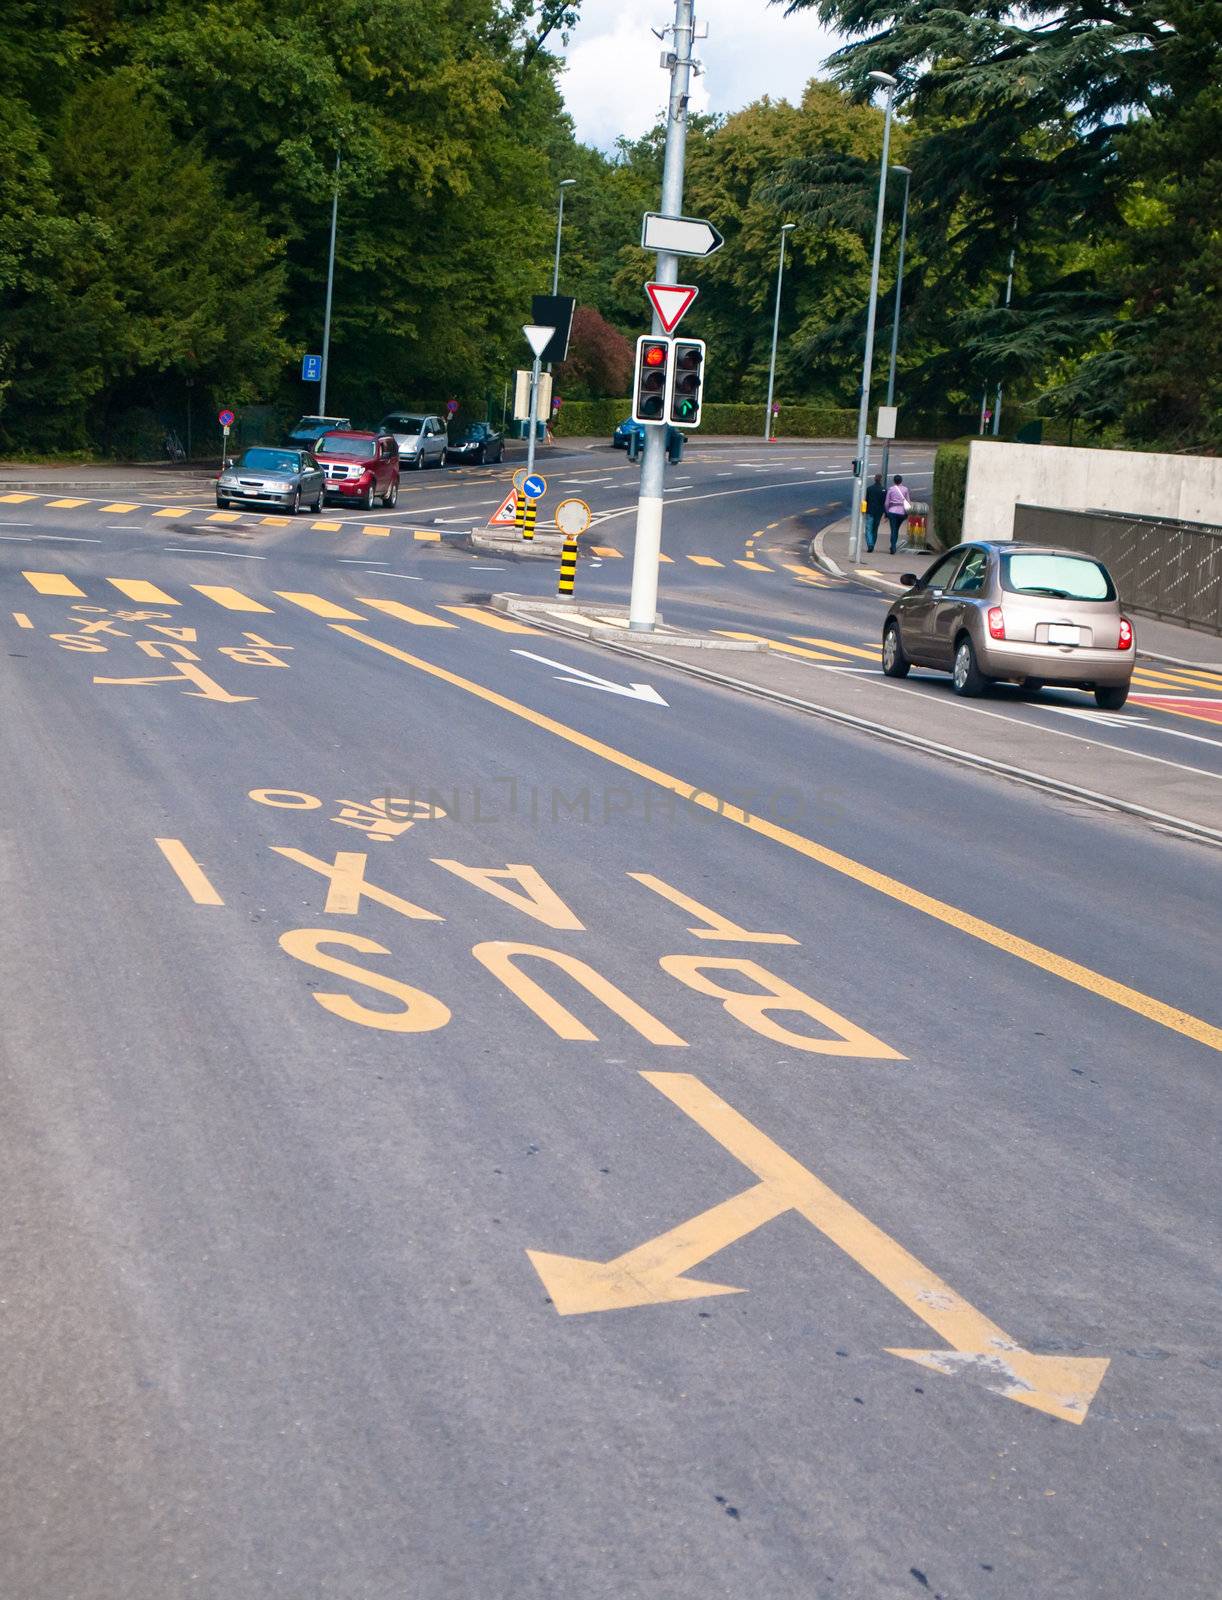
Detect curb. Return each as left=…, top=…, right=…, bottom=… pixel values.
left=519, top=610, right=1222, bottom=850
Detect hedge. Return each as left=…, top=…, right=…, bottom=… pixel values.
left=931, top=442, right=970, bottom=548
left=552, top=400, right=985, bottom=441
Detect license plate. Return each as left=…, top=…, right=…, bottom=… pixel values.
left=1047, top=624, right=1081, bottom=645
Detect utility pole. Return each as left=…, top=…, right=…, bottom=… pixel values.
left=848, top=71, right=899, bottom=563
left=628, top=0, right=697, bottom=631
left=992, top=247, right=1015, bottom=438
left=764, top=223, right=795, bottom=441
left=879, top=164, right=911, bottom=485
left=552, top=179, right=576, bottom=295
left=319, top=148, right=341, bottom=416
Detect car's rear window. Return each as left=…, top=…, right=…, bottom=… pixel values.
left=383, top=415, right=425, bottom=432
left=242, top=448, right=297, bottom=472
left=320, top=434, right=374, bottom=458
left=1001, top=553, right=1115, bottom=601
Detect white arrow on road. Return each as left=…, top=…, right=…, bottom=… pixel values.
left=512, top=650, right=668, bottom=705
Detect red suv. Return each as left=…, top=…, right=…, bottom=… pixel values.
left=314, top=430, right=400, bottom=510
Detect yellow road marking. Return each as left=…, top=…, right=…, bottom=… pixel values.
left=13, top=612, right=33, bottom=628
left=207, top=511, right=243, bottom=523
left=1130, top=697, right=1222, bottom=727
left=438, top=605, right=539, bottom=633
left=529, top=1072, right=1109, bottom=1424
left=1172, top=667, right=1222, bottom=690
left=311, top=520, right=343, bottom=531
left=155, top=837, right=224, bottom=905
left=101, top=502, right=139, bottom=513
left=47, top=498, right=88, bottom=509
left=591, top=545, right=622, bottom=558
left=413, top=530, right=441, bottom=542
left=658, top=552, right=674, bottom=563
left=0, top=493, right=36, bottom=503
left=275, top=591, right=365, bottom=620
left=734, top=559, right=770, bottom=571
left=191, top=584, right=273, bottom=613
left=1132, top=666, right=1222, bottom=692
left=360, top=599, right=457, bottom=628
left=687, top=555, right=723, bottom=567
left=23, top=571, right=85, bottom=596
left=330, top=625, right=1222, bottom=1055
left=108, top=578, right=179, bottom=604
left=791, top=635, right=882, bottom=660
left=363, top=525, right=391, bottom=538
left=153, top=507, right=191, bottom=518
left=261, top=516, right=291, bottom=527
left=716, top=631, right=844, bottom=662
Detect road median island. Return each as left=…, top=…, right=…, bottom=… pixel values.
left=500, top=595, right=1222, bottom=849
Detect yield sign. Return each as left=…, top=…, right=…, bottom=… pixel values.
left=522, top=324, right=554, bottom=359
left=646, top=282, right=698, bottom=334
left=488, top=488, right=519, bottom=526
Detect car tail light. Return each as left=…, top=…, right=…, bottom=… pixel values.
left=987, top=606, right=1006, bottom=640
left=1118, top=616, right=1133, bottom=650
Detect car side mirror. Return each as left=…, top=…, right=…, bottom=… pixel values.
left=900, top=573, right=919, bottom=588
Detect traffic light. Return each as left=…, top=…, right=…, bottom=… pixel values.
left=632, top=335, right=672, bottom=424
left=668, top=338, right=706, bottom=428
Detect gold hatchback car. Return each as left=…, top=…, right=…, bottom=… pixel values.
left=882, top=541, right=1136, bottom=708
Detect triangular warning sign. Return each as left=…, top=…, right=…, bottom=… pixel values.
left=645, top=282, right=699, bottom=334
left=488, top=488, right=518, bottom=526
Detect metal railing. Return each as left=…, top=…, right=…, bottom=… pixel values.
left=1012, top=503, right=1222, bottom=636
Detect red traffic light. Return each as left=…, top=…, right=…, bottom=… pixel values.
left=643, top=343, right=667, bottom=367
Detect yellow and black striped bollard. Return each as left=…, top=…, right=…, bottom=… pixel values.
left=522, top=496, right=537, bottom=540
left=558, top=535, right=579, bottom=595
left=513, top=490, right=526, bottom=535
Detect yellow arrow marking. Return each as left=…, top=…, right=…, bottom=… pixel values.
left=528, top=1072, right=1109, bottom=1424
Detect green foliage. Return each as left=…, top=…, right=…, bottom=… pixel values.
left=931, top=442, right=969, bottom=548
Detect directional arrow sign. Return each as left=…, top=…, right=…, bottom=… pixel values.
left=641, top=213, right=724, bottom=258
left=528, top=1071, right=1110, bottom=1425
left=645, top=282, right=698, bottom=334
left=523, top=324, right=555, bottom=359
left=512, top=650, right=667, bottom=705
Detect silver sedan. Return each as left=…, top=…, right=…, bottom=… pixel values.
left=216, top=447, right=325, bottom=514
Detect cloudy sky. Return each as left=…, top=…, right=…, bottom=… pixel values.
left=558, top=0, right=845, bottom=149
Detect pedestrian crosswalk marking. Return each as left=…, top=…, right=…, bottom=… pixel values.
left=153, top=507, right=191, bottom=518
left=439, top=606, right=539, bottom=634
left=101, top=503, right=139, bottom=513
left=275, top=592, right=365, bottom=620
left=23, top=571, right=86, bottom=596
left=208, top=511, right=243, bottom=523
left=311, top=520, right=343, bottom=532
left=790, top=636, right=881, bottom=660
left=360, top=599, right=458, bottom=628
left=591, top=546, right=622, bottom=558
left=191, top=585, right=274, bottom=613
left=413, top=530, right=441, bottom=542
left=0, top=493, right=35, bottom=504
left=108, top=578, right=180, bottom=604
left=47, top=498, right=88, bottom=509
left=362, top=526, right=391, bottom=538
left=687, top=555, right=723, bottom=567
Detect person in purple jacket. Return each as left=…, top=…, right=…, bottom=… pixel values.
left=884, top=474, right=911, bottom=554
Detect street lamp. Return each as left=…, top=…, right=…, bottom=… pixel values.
left=552, top=178, right=577, bottom=295
left=849, top=69, right=899, bottom=563
left=879, top=163, right=911, bottom=485
left=764, top=223, right=796, bottom=442
left=319, top=148, right=341, bottom=416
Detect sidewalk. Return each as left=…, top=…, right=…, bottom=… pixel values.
left=813, top=516, right=1222, bottom=670
left=0, top=461, right=218, bottom=494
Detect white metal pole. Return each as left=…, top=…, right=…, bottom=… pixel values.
left=879, top=166, right=910, bottom=485
left=764, top=224, right=793, bottom=441
left=849, top=74, right=897, bottom=564
left=552, top=180, right=575, bottom=295
left=319, top=149, right=340, bottom=416
left=628, top=0, right=695, bottom=631
left=526, top=355, right=541, bottom=480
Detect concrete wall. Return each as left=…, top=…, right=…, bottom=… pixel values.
left=963, top=441, right=1222, bottom=540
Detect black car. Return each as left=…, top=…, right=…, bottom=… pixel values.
left=447, top=421, right=504, bottom=465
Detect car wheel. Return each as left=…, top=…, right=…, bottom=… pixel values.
left=288, top=490, right=300, bottom=516
left=1019, top=677, right=1044, bottom=697
left=414, top=452, right=425, bottom=471
left=438, top=449, right=448, bottom=468
left=216, top=497, right=229, bottom=509
left=312, top=486, right=323, bottom=512
left=476, top=446, right=486, bottom=465
left=1095, top=683, right=1129, bottom=710
left=951, top=633, right=987, bottom=696
left=881, top=622, right=910, bottom=678
left=383, top=478, right=398, bottom=509
left=363, top=485, right=375, bottom=511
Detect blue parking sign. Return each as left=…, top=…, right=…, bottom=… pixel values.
left=302, top=354, right=322, bottom=382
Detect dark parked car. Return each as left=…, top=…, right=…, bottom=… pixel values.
left=286, top=414, right=352, bottom=449
left=216, top=447, right=324, bottom=514
left=447, top=421, right=504, bottom=465
left=613, top=416, right=683, bottom=453
left=314, top=430, right=400, bottom=510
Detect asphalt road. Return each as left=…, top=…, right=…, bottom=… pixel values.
left=1, top=448, right=1219, bottom=1598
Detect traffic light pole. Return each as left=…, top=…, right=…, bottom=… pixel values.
left=628, top=0, right=695, bottom=633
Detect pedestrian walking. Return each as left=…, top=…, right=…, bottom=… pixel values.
left=884, top=474, right=911, bottom=554
left=864, top=474, right=886, bottom=553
